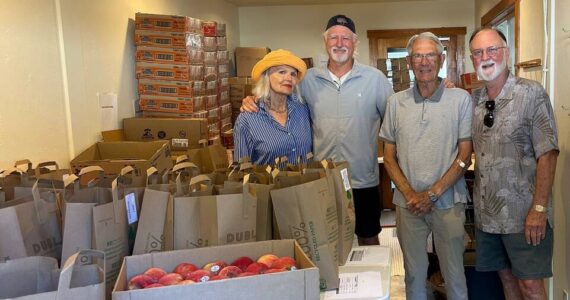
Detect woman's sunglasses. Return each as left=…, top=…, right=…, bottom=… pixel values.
left=484, top=101, right=495, bottom=128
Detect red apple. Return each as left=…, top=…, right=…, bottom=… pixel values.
left=202, top=260, right=228, bottom=275
left=158, top=273, right=183, bottom=286
left=173, top=262, right=199, bottom=276
left=178, top=279, right=196, bottom=285
left=185, top=269, right=212, bottom=282
left=245, top=262, right=268, bottom=274
left=128, top=274, right=155, bottom=290
left=265, top=268, right=287, bottom=274
left=237, top=271, right=257, bottom=277
left=143, top=267, right=167, bottom=282
left=270, top=256, right=297, bottom=270
left=231, top=256, right=254, bottom=272
left=218, top=265, right=243, bottom=278
left=144, top=283, right=164, bottom=289
left=257, top=254, right=279, bottom=268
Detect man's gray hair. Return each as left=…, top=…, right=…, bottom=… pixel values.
left=406, top=32, right=444, bottom=55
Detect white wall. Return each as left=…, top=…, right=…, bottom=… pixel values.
left=0, top=0, right=239, bottom=169
left=552, top=0, right=570, bottom=296
left=0, top=0, right=70, bottom=168
left=239, top=0, right=475, bottom=71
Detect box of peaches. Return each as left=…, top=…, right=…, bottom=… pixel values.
left=112, top=240, right=320, bottom=299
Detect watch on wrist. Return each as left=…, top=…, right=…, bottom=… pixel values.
left=533, top=204, right=548, bottom=213
left=428, top=191, right=439, bottom=203
left=456, top=159, right=466, bottom=169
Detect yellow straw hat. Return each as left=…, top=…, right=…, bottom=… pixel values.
left=251, top=49, right=307, bottom=82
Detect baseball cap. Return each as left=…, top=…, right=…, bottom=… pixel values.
left=326, top=15, right=355, bottom=33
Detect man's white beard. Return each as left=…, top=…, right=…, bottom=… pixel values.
left=477, top=57, right=507, bottom=81
left=330, top=47, right=350, bottom=63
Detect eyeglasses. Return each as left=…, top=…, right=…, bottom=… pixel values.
left=410, top=53, right=439, bottom=63
left=471, top=46, right=507, bottom=59
left=484, top=100, right=495, bottom=127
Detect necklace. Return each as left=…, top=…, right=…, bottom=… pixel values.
left=269, top=106, right=287, bottom=114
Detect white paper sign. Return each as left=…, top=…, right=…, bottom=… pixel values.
left=324, top=272, right=384, bottom=299
left=340, top=168, right=351, bottom=191
left=125, top=193, right=138, bottom=224
left=99, top=92, right=118, bottom=131
left=345, top=247, right=391, bottom=267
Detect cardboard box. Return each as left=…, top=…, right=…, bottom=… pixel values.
left=123, top=117, right=208, bottom=150
left=136, top=62, right=191, bottom=81
left=136, top=46, right=202, bottom=65
left=392, top=70, right=411, bottom=83
left=235, top=47, right=270, bottom=77
left=138, top=79, right=193, bottom=97
left=139, top=95, right=195, bottom=114
left=70, top=141, right=172, bottom=186
left=113, top=240, right=320, bottom=300
left=461, top=72, right=485, bottom=89
left=134, top=30, right=202, bottom=49
left=135, top=13, right=190, bottom=32
left=228, top=77, right=253, bottom=85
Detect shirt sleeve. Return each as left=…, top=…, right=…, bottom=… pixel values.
left=458, top=92, right=473, bottom=141
left=530, top=86, right=559, bottom=158
left=376, top=75, right=395, bottom=120
left=379, top=95, right=397, bottom=144
left=233, top=114, right=254, bottom=162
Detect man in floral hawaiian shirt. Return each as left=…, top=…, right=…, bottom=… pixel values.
left=469, top=28, right=559, bottom=300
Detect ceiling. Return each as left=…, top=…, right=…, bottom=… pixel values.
left=226, top=0, right=432, bottom=7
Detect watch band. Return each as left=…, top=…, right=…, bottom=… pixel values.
left=456, top=159, right=466, bottom=169
left=533, top=204, right=548, bottom=213
left=428, top=191, right=438, bottom=203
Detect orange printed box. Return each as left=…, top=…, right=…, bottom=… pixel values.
left=135, top=30, right=202, bottom=49
left=135, top=13, right=190, bottom=32
left=138, top=79, right=193, bottom=97
left=461, top=72, right=484, bottom=89
left=139, top=95, right=194, bottom=114
left=136, top=62, right=190, bottom=81
left=136, top=46, right=202, bottom=65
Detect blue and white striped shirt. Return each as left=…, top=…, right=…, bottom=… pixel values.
left=233, top=95, right=313, bottom=165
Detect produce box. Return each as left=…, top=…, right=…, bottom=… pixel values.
left=70, top=141, right=172, bottom=186
left=113, top=240, right=320, bottom=300
left=235, top=47, right=270, bottom=77
left=461, top=72, right=484, bottom=89
left=123, top=117, right=208, bottom=151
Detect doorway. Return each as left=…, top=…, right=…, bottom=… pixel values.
left=367, top=27, right=467, bottom=86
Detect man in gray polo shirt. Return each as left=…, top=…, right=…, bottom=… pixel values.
left=379, top=32, right=472, bottom=300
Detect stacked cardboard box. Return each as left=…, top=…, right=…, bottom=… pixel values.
left=461, top=72, right=484, bottom=94
left=389, top=57, right=412, bottom=92
left=135, top=13, right=230, bottom=144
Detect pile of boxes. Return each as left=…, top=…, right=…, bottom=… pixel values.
left=461, top=72, right=484, bottom=94
left=377, top=57, right=412, bottom=92
left=134, top=13, right=231, bottom=143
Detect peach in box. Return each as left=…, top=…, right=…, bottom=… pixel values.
left=218, top=266, right=242, bottom=278
left=231, top=256, right=254, bottom=272
left=128, top=274, right=155, bottom=290
left=245, top=262, right=268, bottom=274
left=271, top=256, right=297, bottom=270
left=185, top=269, right=212, bottom=283
left=158, top=273, right=183, bottom=285
left=202, top=260, right=227, bottom=275
left=257, top=254, right=278, bottom=268
left=143, top=267, right=167, bottom=282
left=174, top=262, right=199, bottom=276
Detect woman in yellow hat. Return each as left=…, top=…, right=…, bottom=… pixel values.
left=233, top=49, right=312, bottom=165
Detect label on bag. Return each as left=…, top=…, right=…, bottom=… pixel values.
left=125, top=193, right=138, bottom=224
left=340, top=168, right=351, bottom=191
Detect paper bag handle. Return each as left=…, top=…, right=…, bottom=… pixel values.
left=31, top=181, right=49, bottom=224
left=14, top=159, right=33, bottom=172
left=175, top=154, right=189, bottom=164
left=198, top=139, right=208, bottom=148
left=146, top=167, right=159, bottom=185
left=35, top=161, right=60, bottom=178
left=120, top=165, right=135, bottom=176
left=172, top=162, right=200, bottom=174
left=111, top=178, right=121, bottom=223
left=78, top=166, right=105, bottom=187
left=56, top=249, right=105, bottom=299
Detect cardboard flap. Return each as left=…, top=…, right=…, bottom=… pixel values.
left=57, top=249, right=105, bottom=296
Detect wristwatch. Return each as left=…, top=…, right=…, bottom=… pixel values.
left=428, top=191, right=439, bottom=203
left=533, top=204, right=548, bottom=213
left=456, top=159, right=466, bottom=169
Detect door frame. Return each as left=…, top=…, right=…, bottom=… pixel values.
left=367, top=27, right=467, bottom=85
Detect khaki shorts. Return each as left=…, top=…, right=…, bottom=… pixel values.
left=475, top=224, right=553, bottom=279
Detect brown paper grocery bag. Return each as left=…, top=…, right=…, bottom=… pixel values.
left=0, top=249, right=105, bottom=300
left=271, top=174, right=340, bottom=290
left=173, top=175, right=257, bottom=249
left=187, top=140, right=229, bottom=173
left=0, top=181, right=63, bottom=263
left=305, top=160, right=356, bottom=266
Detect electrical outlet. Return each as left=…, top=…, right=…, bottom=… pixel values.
left=563, top=289, right=568, bottom=300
